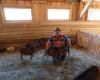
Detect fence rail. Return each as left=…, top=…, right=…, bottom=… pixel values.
left=77, top=31, right=100, bottom=54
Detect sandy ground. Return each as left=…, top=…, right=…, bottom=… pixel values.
left=0, top=48, right=100, bottom=80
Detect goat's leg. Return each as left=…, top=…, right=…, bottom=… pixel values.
left=63, top=46, right=70, bottom=56
left=42, top=49, right=49, bottom=59
left=21, top=54, right=23, bottom=61
left=58, top=56, right=62, bottom=65
left=53, top=57, right=61, bottom=65
left=55, top=56, right=61, bottom=65
left=42, top=54, right=47, bottom=63
left=53, top=57, right=56, bottom=64
left=30, top=54, right=33, bottom=60
left=67, top=46, right=70, bottom=55
left=42, top=53, right=46, bottom=59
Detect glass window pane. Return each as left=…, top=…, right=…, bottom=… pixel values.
left=88, top=9, right=100, bottom=20
left=4, top=8, right=32, bottom=21
left=48, top=9, right=70, bottom=20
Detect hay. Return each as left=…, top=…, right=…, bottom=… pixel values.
left=0, top=49, right=99, bottom=80
left=6, top=47, right=15, bottom=52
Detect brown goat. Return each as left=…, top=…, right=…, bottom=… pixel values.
left=37, top=38, right=48, bottom=49
left=74, top=65, right=100, bottom=80
left=19, top=42, right=38, bottom=61
left=44, top=46, right=68, bottom=64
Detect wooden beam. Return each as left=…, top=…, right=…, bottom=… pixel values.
left=67, top=0, right=81, bottom=3
left=80, top=0, right=93, bottom=18
left=0, top=0, right=1, bottom=4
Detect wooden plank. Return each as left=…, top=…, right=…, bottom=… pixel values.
left=0, top=0, right=1, bottom=4
left=18, top=0, right=25, bottom=5
left=1, top=0, right=7, bottom=4
left=25, top=0, right=32, bottom=6
left=47, top=2, right=71, bottom=8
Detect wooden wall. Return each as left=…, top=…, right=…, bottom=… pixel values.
left=0, top=0, right=100, bottom=48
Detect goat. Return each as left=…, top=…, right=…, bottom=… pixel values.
left=43, top=46, right=69, bottom=64
left=74, top=65, right=100, bottom=80
left=37, top=38, right=48, bottom=49
left=19, top=42, right=37, bottom=61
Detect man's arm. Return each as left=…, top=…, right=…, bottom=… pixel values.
left=46, top=36, right=53, bottom=49
left=64, top=35, right=71, bottom=48
left=67, top=38, right=72, bottom=48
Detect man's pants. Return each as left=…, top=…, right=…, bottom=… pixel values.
left=60, top=55, right=66, bottom=61
left=53, top=55, right=65, bottom=64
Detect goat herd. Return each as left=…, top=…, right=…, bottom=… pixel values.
left=19, top=37, right=100, bottom=80
left=19, top=38, right=47, bottom=61
left=19, top=38, right=71, bottom=64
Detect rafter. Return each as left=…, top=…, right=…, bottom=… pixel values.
left=80, top=0, right=93, bottom=18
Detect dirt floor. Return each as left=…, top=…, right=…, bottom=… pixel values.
left=0, top=48, right=100, bottom=80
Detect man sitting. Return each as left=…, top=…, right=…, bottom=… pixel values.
left=46, top=27, right=71, bottom=62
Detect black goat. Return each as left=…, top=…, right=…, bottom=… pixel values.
left=74, top=65, right=100, bottom=80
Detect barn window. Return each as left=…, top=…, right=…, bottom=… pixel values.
left=88, top=9, right=100, bottom=21
left=4, top=8, right=32, bottom=21
left=48, top=9, right=70, bottom=20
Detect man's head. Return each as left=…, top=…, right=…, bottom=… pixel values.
left=54, top=27, right=61, bottom=36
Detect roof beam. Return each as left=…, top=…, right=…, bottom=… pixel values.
left=67, top=0, right=81, bottom=3
left=80, top=0, right=93, bottom=18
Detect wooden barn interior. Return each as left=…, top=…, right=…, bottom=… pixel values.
left=0, top=0, right=100, bottom=80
